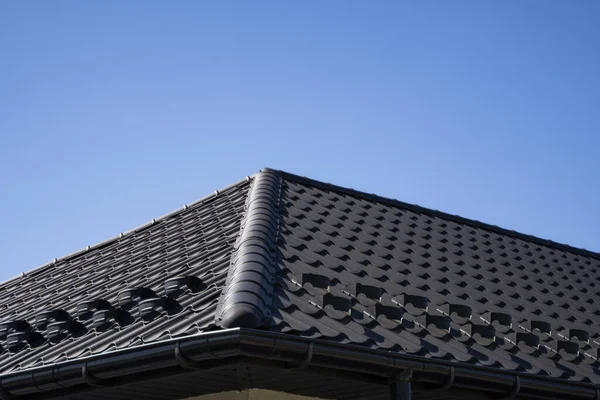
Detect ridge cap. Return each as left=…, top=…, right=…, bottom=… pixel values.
left=216, top=169, right=282, bottom=328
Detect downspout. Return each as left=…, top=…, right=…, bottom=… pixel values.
left=390, top=369, right=411, bottom=400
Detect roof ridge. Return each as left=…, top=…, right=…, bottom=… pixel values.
left=272, top=168, right=600, bottom=261
left=0, top=174, right=257, bottom=289
left=216, top=169, right=282, bottom=328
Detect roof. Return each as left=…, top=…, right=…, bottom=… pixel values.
left=1, top=168, right=600, bottom=389
left=0, top=176, right=251, bottom=373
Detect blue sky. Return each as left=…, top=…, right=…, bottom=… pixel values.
left=1, top=2, right=599, bottom=282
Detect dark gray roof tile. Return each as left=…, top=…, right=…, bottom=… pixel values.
left=2, top=168, right=600, bottom=385
left=264, top=169, right=600, bottom=383
left=0, top=178, right=251, bottom=373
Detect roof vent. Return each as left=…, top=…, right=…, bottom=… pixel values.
left=0, top=320, right=31, bottom=341
left=139, top=298, right=165, bottom=321
left=93, top=309, right=116, bottom=330
left=6, top=331, right=30, bottom=352
left=46, top=321, right=71, bottom=343
left=117, top=287, right=156, bottom=310
left=47, top=320, right=86, bottom=343
left=34, top=309, right=70, bottom=330
left=139, top=297, right=180, bottom=321
left=3, top=321, right=44, bottom=352
left=164, top=276, right=206, bottom=298
left=76, top=299, right=112, bottom=320
left=93, top=308, right=131, bottom=331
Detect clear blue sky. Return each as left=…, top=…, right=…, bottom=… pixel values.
left=1, top=2, right=599, bottom=282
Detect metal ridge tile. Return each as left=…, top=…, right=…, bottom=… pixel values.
left=216, top=170, right=282, bottom=329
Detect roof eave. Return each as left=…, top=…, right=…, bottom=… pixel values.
left=0, top=329, right=596, bottom=400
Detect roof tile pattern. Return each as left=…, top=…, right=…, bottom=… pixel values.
left=269, top=176, right=600, bottom=383
left=217, top=170, right=282, bottom=328
left=2, top=169, right=600, bottom=388
left=0, top=180, right=250, bottom=374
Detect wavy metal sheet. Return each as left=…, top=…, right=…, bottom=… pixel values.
left=2, top=168, right=600, bottom=389
left=268, top=176, right=600, bottom=384
left=0, top=180, right=251, bottom=373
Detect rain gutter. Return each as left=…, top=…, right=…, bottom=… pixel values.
left=0, top=328, right=597, bottom=400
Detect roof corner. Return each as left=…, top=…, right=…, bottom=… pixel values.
left=216, top=169, right=282, bottom=329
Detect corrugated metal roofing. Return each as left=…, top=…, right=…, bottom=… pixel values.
left=2, top=168, right=600, bottom=387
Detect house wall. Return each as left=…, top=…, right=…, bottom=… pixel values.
left=414, top=388, right=495, bottom=400
left=187, top=388, right=495, bottom=400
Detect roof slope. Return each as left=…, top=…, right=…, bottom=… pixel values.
left=1, top=168, right=600, bottom=386
left=0, top=177, right=251, bottom=374
left=217, top=169, right=600, bottom=384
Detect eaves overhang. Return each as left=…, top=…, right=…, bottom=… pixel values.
left=0, top=328, right=598, bottom=400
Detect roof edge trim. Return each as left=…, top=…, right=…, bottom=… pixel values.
left=0, top=329, right=597, bottom=400
left=0, top=174, right=257, bottom=289
left=277, top=169, right=600, bottom=260
left=216, top=169, right=282, bottom=328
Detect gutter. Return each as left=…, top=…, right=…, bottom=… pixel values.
left=0, top=329, right=597, bottom=400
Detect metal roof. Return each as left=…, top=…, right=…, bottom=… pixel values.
left=263, top=170, right=600, bottom=383
left=1, top=168, right=600, bottom=398
left=0, top=177, right=251, bottom=374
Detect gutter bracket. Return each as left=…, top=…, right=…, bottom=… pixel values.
left=440, top=365, right=455, bottom=390
left=175, top=341, right=201, bottom=369
left=497, top=376, right=520, bottom=400
left=423, top=365, right=455, bottom=395
left=288, top=342, right=314, bottom=370
left=0, top=382, right=17, bottom=400
left=82, top=363, right=110, bottom=387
